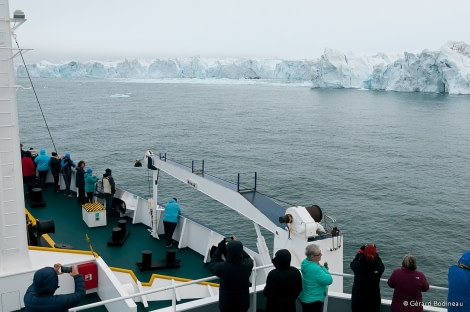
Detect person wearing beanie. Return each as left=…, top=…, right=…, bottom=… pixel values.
left=209, top=236, right=254, bottom=312
left=447, top=251, right=470, bottom=312
left=49, top=152, right=61, bottom=192
left=388, top=254, right=429, bottom=312
left=350, top=244, right=385, bottom=312
left=23, top=263, right=85, bottom=312
left=84, top=168, right=98, bottom=203
left=60, top=153, right=76, bottom=197
left=263, top=249, right=302, bottom=312
left=102, top=168, right=116, bottom=215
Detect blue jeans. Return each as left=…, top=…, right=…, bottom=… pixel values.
left=104, top=194, right=114, bottom=214
left=62, top=173, right=71, bottom=195
left=38, top=170, right=48, bottom=188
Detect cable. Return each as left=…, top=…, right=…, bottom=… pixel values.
left=13, top=36, right=59, bottom=155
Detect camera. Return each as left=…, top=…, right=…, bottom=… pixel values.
left=60, top=266, right=72, bottom=273
left=224, top=236, right=233, bottom=243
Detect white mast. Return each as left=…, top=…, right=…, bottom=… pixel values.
left=0, top=1, right=31, bottom=272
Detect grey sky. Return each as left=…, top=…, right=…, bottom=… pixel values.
left=9, top=0, right=470, bottom=62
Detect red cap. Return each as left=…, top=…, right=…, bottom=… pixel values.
left=364, top=245, right=377, bottom=261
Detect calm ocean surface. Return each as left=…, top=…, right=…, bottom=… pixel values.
left=16, top=78, right=470, bottom=302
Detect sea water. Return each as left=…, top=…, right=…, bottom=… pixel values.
left=16, top=78, right=470, bottom=303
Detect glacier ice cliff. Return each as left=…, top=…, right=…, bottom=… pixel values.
left=15, top=41, right=470, bottom=94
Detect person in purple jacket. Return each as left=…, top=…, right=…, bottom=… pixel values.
left=387, top=254, right=429, bottom=312
left=24, top=263, right=85, bottom=312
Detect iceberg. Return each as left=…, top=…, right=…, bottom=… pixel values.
left=14, top=41, right=470, bottom=94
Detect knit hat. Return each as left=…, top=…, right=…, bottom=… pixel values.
left=65, top=153, right=71, bottom=158
left=51, top=152, right=57, bottom=156
left=364, top=245, right=377, bottom=262
left=86, top=168, right=92, bottom=174
left=105, top=168, right=112, bottom=174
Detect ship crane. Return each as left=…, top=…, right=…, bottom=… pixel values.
left=145, top=150, right=344, bottom=292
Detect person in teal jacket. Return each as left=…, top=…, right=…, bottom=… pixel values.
left=84, top=169, right=98, bottom=203
left=34, top=148, right=50, bottom=188
left=163, top=198, right=181, bottom=247
left=298, top=243, right=333, bottom=312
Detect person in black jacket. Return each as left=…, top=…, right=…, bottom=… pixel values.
left=49, top=152, right=61, bottom=192
left=75, top=160, right=86, bottom=204
left=209, top=237, right=254, bottom=312
left=102, top=168, right=116, bottom=215
left=350, top=244, right=385, bottom=312
left=263, top=249, right=302, bottom=312
left=24, top=263, right=85, bottom=312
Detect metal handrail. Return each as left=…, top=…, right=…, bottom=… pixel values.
left=330, top=271, right=448, bottom=291
left=69, top=263, right=448, bottom=311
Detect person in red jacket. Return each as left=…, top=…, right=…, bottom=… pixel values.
left=22, top=150, right=37, bottom=194
left=388, top=254, right=429, bottom=312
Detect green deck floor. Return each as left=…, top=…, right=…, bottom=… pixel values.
left=24, top=185, right=215, bottom=311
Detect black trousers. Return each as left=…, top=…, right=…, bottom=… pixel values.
left=52, top=174, right=60, bottom=191
left=300, top=300, right=323, bottom=312
left=77, top=187, right=85, bottom=204
left=163, top=221, right=177, bottom=246
left=86, top=192, right=94, bottom=203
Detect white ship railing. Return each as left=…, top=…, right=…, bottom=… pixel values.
left=69, top=264, right=449, bottom=312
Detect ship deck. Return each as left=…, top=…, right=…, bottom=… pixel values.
left=24, top=185, right=214, bottom=311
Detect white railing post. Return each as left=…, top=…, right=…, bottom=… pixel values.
left=322, top=286, right=329, bottom=312
left=251, top=258, right=257, bottom=312
left=171, top=285, right=177, bottom=312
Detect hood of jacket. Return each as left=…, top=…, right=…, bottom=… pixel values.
left=226, top=240, right=243, bottom=263
left=458, top=251, right=470, bottom=267
left=272, top=249, right=291, bottom=269
left=33, top=267, right=58, bottom=295
left=39, top=149, right=46, bottom=155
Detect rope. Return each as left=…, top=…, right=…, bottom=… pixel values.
left=13, top=35, right=99, bottom=255
left=147, top=168, right=152, bottom=198
left=13, top=35, right=59, bottom=155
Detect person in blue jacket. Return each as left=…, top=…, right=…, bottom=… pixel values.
left=23, top=263, right=85, bottom=312
left=34, top=149, right=50, bottom=188
left=60, top=153, right=76, bottom=197
left=162, top=197, right=181, bottom=247
left=448, top=251, right=470, bottom=312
